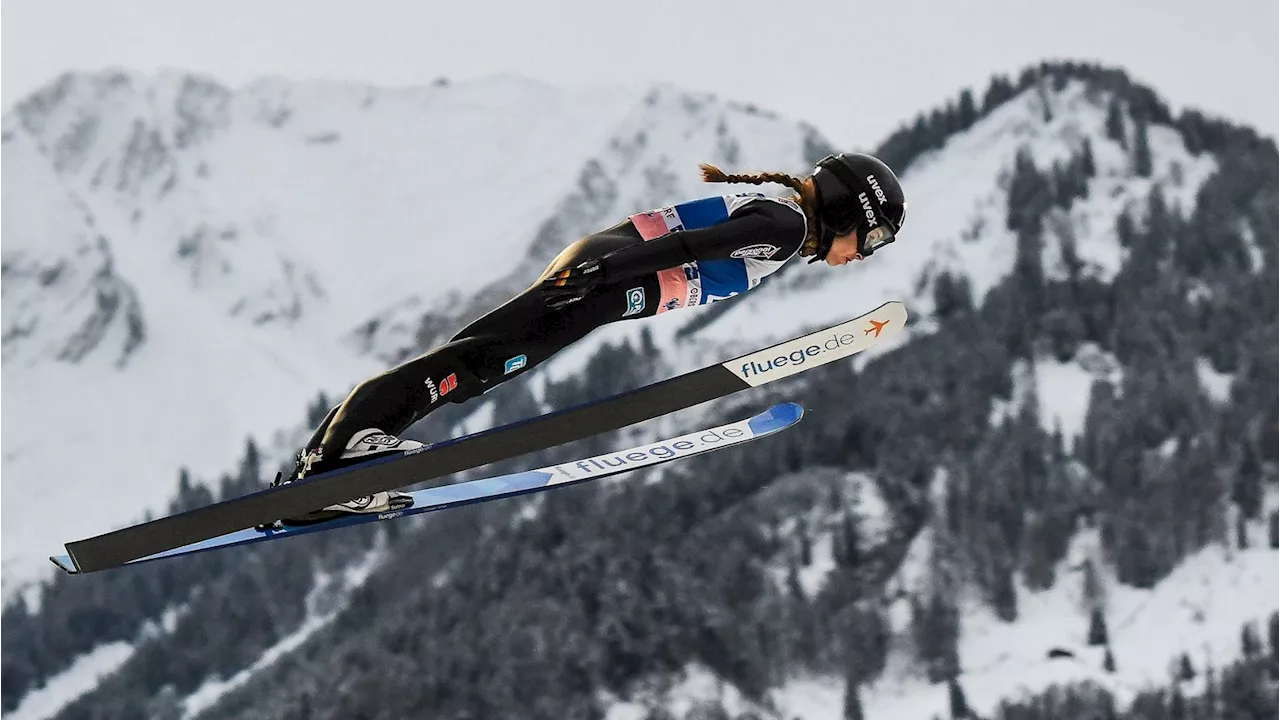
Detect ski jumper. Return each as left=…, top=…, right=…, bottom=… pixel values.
left=309, top=194, right=808, bottom=458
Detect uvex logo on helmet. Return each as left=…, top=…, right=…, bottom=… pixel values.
left=867, top=175, right=889, bottom=205
left=859, top=193, right=878, bottom=228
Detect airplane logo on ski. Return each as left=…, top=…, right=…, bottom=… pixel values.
left=864, top=319, right=890, bottom=337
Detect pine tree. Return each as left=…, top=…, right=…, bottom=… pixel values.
left=948, top=678, right=971, bottom=719
left=828, top=483, right=844, bottom=513
left=838, top=509, right=860, bottom=568
left=933, top=272, right=974, bottom=320
left=982, top=75, right=1015, bottom=113
left=957, top=89, right=978, bottom=130
left=1023, top=518, right=1057, bottom=591
left=1088, top=607, right=1109, bottom=646
left=1096, top=690, right=1120, bottom=720
left=842, top=604, right=891, bottom=685
left=1052, top=160, right=1073, bottom=209
left=1269, top=510, right=1277, bottom=549
left=797, top=516, right=813, bottom=567
left=1169, top=686, right=1188, bottom=720
left=171, top=467, right=213, bottom=513
left=1178, top=651, right=1196, bottom=681
left=1241, top=622, right=1260, bottom=658
left=843, top=672, right=865, bottom=720
left=237, top=437, right=262, bottom=492
left=1105, top=97, right=1127, bottom=147
left=1081, top=137, right=1097, bottom=177
left=1115, top=209, right=1137, bottom=248
left=786, top=555, right=806, bottom=603
left=1132, top=118, right=1154, bottom=177
left=1038, top=83, right=1054, bottom=123
left=1233, top=457, right=1263, bottom=518
left=306, top=391, right=332, bottom=428
left=1103, top=646, right=1116, bottom=673
left=1138, top=187, right=1172, bottom=260
left=1007, top=148, right=1053, bottom=234
left=913, top=592, right=961, bottom=683
left=991, top=561, right=1018, bottom=622
left=1270, top=611, right=1278, bottom=661
left=1201, top=665, right=1219, bottom=718
left=1081, top=558, right=1105, bottom=611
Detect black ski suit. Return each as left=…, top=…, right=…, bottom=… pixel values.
left=308, top=194, right=809, bottom=459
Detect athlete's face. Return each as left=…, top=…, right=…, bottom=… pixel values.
left=825, top=231, right=863, bottom=266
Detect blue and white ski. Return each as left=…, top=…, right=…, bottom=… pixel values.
left=61, top=301, right=906, bottom=574
left=50, top=402, right=803, bottom=574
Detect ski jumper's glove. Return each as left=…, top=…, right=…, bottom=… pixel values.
left=540, top=258, right=607, bottom=309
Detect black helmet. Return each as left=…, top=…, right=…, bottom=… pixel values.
left=811, top=153, right=907, bottom=262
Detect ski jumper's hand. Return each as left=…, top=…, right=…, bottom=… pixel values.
left=541, top=258, right=607, bottom=308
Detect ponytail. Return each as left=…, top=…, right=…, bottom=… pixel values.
left=699, top=164, right=822, bottom=257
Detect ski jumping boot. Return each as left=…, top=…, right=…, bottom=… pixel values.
left=267, top=429, right=420, bottom=527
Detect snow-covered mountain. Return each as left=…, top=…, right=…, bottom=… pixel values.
left=3, top=65, right=1275, bottom=720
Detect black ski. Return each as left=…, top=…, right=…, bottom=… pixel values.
left=60, top=300, right=905, bottom=573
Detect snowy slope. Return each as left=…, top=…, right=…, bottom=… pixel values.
left=764, top=521, right=1277, bottom=720
left=1, top=114, right=143, bottom=368
left=7, top=72, right=642, bottom=332
left=599, top=491, right=1277, bottom=720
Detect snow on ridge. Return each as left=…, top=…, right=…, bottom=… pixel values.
left=603, top=663, right=770, bottom=720
left=3, top=642, right=134, bottom=720
left=178, top=541, right=388, bottom=720
left=1194, top=357, right=1233, bottom=404
left=760, top=470, right=892, bottom=601
left=989, top=347, right=1108, bottom=446
left=0, top=122, right=143, bottom=370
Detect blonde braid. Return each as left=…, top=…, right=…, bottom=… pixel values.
left=699, top=164, right=822, bottom=256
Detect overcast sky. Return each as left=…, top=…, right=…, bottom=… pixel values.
left=3, top=0, right=1276, bottom=150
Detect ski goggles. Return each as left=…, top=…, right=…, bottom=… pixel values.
left=860, top=224, right=897, bottom=256
left=817, top=205, right=898, bottom=255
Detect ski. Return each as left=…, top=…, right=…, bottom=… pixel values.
left=51, top=403, right=804, bottom=574
left=59, top=300, right=907, bottom=574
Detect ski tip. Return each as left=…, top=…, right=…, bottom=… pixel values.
left=49, top=555, right=80, bottom=575
left=748, top=402, right=805, bottom=435
left=771, top=402, right=805, bottom=425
